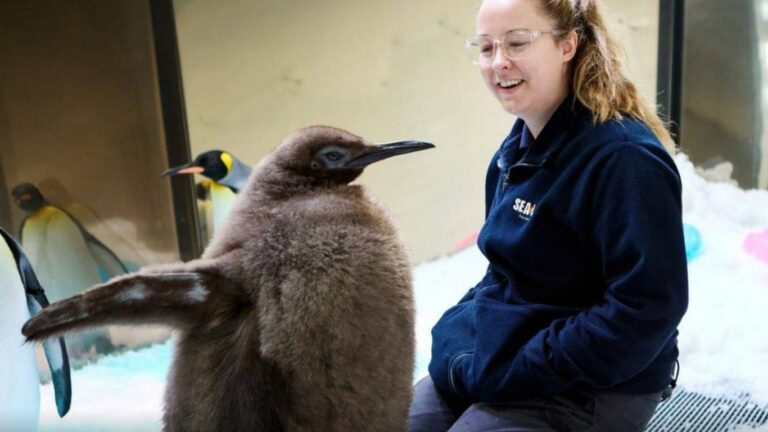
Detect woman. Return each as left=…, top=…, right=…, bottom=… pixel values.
left=409, top=0, right=688, bottom=431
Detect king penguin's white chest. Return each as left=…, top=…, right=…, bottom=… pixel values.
left=0, top=243, right=40, bottom=432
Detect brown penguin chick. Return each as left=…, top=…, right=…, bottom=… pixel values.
left=22, top=125, right=433, bottom=432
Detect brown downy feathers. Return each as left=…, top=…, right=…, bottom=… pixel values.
left=23, top=125, right=434, bottom=431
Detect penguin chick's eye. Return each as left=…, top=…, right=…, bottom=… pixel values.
left=324, top=151, right=344, bottom=161
left=312, top=147, right=350, bottom=170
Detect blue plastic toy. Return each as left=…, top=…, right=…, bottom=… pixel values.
left=683, top=223, right=703, bottom=262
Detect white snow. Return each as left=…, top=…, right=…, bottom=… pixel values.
left=38, top=342, right=169, bottom=431
left=674, top=154, right=768, bottom=404
left=34, top=152, right=768, bottom=430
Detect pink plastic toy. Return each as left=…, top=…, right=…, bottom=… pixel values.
left=452, top=231, right=479, bottom=253
left=744, top=228, right=768, bottom=263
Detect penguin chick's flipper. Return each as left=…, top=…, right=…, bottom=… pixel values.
left=22, top=271, right=211, bottom=343
left=0, top=226, right=73, bottom=418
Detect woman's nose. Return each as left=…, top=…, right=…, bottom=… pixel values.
left=491, top=44, right=512, bottom=70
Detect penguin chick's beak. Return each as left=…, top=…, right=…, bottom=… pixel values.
left=162, top=163, right=205, bottom=177
left=344, top=141, right=435, bottom=169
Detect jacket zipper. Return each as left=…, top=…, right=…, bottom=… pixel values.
left=502, top=163, right=537, bottom=190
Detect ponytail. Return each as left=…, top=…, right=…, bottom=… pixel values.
left=541, top=0, right=676, bottom=153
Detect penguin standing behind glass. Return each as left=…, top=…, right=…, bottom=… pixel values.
left=163, top=150, right=252, bottom=241
left=12, top=183, right=128, bottom=360
left=23, top=125, right=432, bottom=431
left=0, top=226, right=71, bottom=430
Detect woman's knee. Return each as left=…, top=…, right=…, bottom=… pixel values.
left=408, top=376, right=461, bottom=432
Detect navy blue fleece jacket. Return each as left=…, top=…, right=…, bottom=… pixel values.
left=429, top=96, right=689, bottom=401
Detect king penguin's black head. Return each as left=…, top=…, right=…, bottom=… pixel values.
left=11, top=182, right=46, bottom=212
left=271, top=125, right=434, bottom=187
left=163, top=150, right=232, bottom=181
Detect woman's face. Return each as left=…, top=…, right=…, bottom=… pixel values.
left=476, top=0, right=576, bottom=131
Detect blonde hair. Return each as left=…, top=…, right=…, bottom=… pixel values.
left=539, top=0, right=676, bottom=153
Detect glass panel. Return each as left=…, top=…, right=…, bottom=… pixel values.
left=681, top=0, right=767, bottom=188
left=0, top=0, right=178, bottom=368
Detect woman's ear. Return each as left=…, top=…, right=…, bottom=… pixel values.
left=561, top=29, right=579, bottom=62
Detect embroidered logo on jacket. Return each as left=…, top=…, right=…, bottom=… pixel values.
left=513, top=198, right=536, bottom=220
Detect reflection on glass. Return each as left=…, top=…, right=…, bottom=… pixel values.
left=681, top=0, right=767, bottom=189
left=12, top=182, right=129, bottom=360
left=0, top=0, right=181, bottom=370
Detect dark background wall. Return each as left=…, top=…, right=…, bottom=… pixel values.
left=0, top=0, right=180, bottom=264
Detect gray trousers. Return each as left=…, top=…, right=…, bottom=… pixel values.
left=408, top=377, right=662, bottom=432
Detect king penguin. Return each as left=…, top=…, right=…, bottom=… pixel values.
left=11, top=183, right=128, bottom=301
left=0, top=226, right=71, bottom=430
left=12, top=183, right=128, bottom=360
left=163, top=150, right=252, bottom=240
left=22, top=125, right=433, bottom=432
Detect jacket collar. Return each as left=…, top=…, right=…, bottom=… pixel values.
left=497, top=94, right=585, bottom=171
